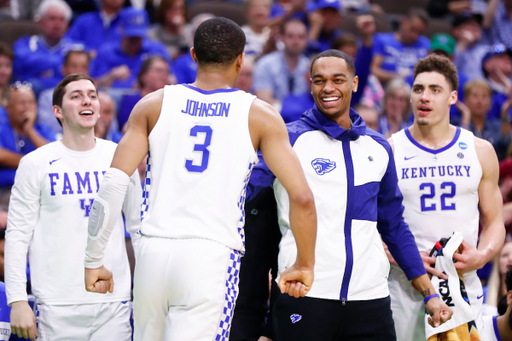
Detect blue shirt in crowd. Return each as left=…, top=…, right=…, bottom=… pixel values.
left=66, top=10, right=124, bottom=54
left=13, top=36, right=84, bottom=90
left=0, top=121, right=55, bottom=187
left=373, top=33, right=430, bottom=75
left=491, top=1, right=512, bottom=50
left=172, top=52, right=197, bottom=85
left=253, top=50, right=310, bottom=101
left=90, top=39, right=170, bottom=89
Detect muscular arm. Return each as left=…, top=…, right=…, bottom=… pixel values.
left=453, top=137, right=505, bottom=273
left=249, top=99, right=317, bottom=296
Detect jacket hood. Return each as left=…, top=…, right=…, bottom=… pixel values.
left=301, top=106, right=367, bottom=141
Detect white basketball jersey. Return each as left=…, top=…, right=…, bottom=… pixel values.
left=140, top=84, right=258, bottom=251
left=392, top=127, right=482, bottom=253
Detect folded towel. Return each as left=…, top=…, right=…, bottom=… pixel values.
left=426, top=232, right=481, bottom=340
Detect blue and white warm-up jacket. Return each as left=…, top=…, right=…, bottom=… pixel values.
left=248, top=107, right=426, bottom=302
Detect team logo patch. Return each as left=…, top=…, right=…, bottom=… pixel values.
left=311, top=158, right=336, bottom=175
left=459, top=142, right=467, bottom=150
left=290, top=314, right=302, bottom=324
left=457, top=152, right=464, bottom=159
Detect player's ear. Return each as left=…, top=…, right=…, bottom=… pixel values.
left=352, top=75, right=359, bottom=93
left=507, top=290, right=512, bottom=306
left=449, top=90, right=458, bottom=105
left=190, top=47, right=198, bottom=63
left=235, top=53, right=244, bottom=70
left=53, top=105, right=63, bottom=120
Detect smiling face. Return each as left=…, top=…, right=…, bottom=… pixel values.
left=311, top=56, right=358, bottom=126
left=54, top=79, right=99, bottom=132
left=411, top=71, right=457, bottom=127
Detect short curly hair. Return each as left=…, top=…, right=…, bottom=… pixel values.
left=413, top=54, right=459, bottom=91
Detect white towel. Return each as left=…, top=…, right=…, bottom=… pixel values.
left=425, top=232, right=476, bottom=339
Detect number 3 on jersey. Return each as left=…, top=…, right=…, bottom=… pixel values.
left=186, top=125, right=212, bottom=173
left=420, top=182, right=456, bottom=212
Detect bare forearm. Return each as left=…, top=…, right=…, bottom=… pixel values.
left=288, top=192, right=317, bottom=268
left=483, top=0, right=500, bottom=28
left=371, top=66, right=400, bottom=83
left=26, top=129, right=49, bottom=149
left=0, top=148, right=22, bottom=168
left=478, top=221, right=506, bottom=265
left=411, top=274, right=436, bottom=298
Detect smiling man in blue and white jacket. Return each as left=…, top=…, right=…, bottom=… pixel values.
left=248, top=49, right=453, bottom=341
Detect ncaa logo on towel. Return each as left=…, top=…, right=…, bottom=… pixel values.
left=311, top=158, right=336, bottom=175
left=459, top=142, right=467, bottom=150
left=290, top=314, right=302, bottom=323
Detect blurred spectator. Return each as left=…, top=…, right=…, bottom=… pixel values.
left=454, top=79, right=511, bottom=160
left=118, top=55, right=170, bottom=129
left=0, top=84, right=55, bottom=188
left=484, top=0, right=512, bottom=50
left=481, top=44, right=512, bottom=120
left=453, top=13, right=491, bottom=80
left=379, top=78, right=412, bottom=138
left=172, top=13, right=214, bottom=84
left=148, top=0, right=189, bottom=59
left=371, top=8, right=430, bottom=84
left=0, top=226, right=10, bottom=340
left=242, top=0, right=271, bottom=59
left=307, top=0, right=343, bottom=55
left=486, top=241, right=512, bottom=309
left=90, top=7, right=170, bottom=89
left=37, top=49, right=90, bottom=136
left=66, top=0, right=126, bottom=57
left=253, top=18, right=309, bottom=110
left=428, top=0, right=487, bottom=18
left=279, top=69, right=314, bottom=123
left=233, top=58, right=254, bottom=94
left=12, top=0, right=83, bottom=95
left=0, top=43, right=12, bottom=108
left=342, top=24, right=383, bottom=112
left=269, top=0, right=309, bottom=24
left=10, top=0, right=42, bottom=20
left=355, top=104, right=379, bottom=131
left=95, top=92, right=123, bottom=143
left=331, top=15, right=376, bottom=107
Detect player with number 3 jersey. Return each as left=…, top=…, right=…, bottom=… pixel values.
left=388, top=55, right=506, bottom=341
left=84, top=18, right=317, bottom=341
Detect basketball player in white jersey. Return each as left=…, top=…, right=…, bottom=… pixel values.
left=83, top=17, right=317, bottom=341
left=388, top=54, right=506, bottom=340
left=6, top=74, right=142, bottom=340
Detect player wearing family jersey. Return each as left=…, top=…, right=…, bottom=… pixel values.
left=388, top=55, right=506, bottom=341
left=84, top=17, right=316, bottom=341
left=5, top=74, right=141, bottom=341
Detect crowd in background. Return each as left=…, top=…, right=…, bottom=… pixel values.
left=0, top=0, right=512, bottom=324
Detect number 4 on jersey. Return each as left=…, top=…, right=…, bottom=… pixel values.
left=186, top=125, right=212, bottom=173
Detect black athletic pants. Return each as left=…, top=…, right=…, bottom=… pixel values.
left=272, top=293, right=397, bottom=341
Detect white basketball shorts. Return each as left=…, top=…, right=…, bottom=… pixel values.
left=133, top=236, right=241, bottom=341
left=35, top=301, right=131, bottom=341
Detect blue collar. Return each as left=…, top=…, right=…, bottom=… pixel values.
left=302, top=106, right=367, bottom=141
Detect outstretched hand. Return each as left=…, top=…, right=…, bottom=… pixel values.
left=85, top=265, right=114, bottom=294
left=425, top=296, right=453, bottom=328
left=277, top=263, right=314, bottom=298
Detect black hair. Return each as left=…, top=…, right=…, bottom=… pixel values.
left=193, top=17, right=245, bottom=68
left=310, top=49, right=356, bottom=76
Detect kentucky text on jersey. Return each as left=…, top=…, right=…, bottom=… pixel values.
left=181, top=99, right=231, bottom=118
left=401, top=165, right=471, bottom=179
left=48, top=171, right=107, bottom=196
